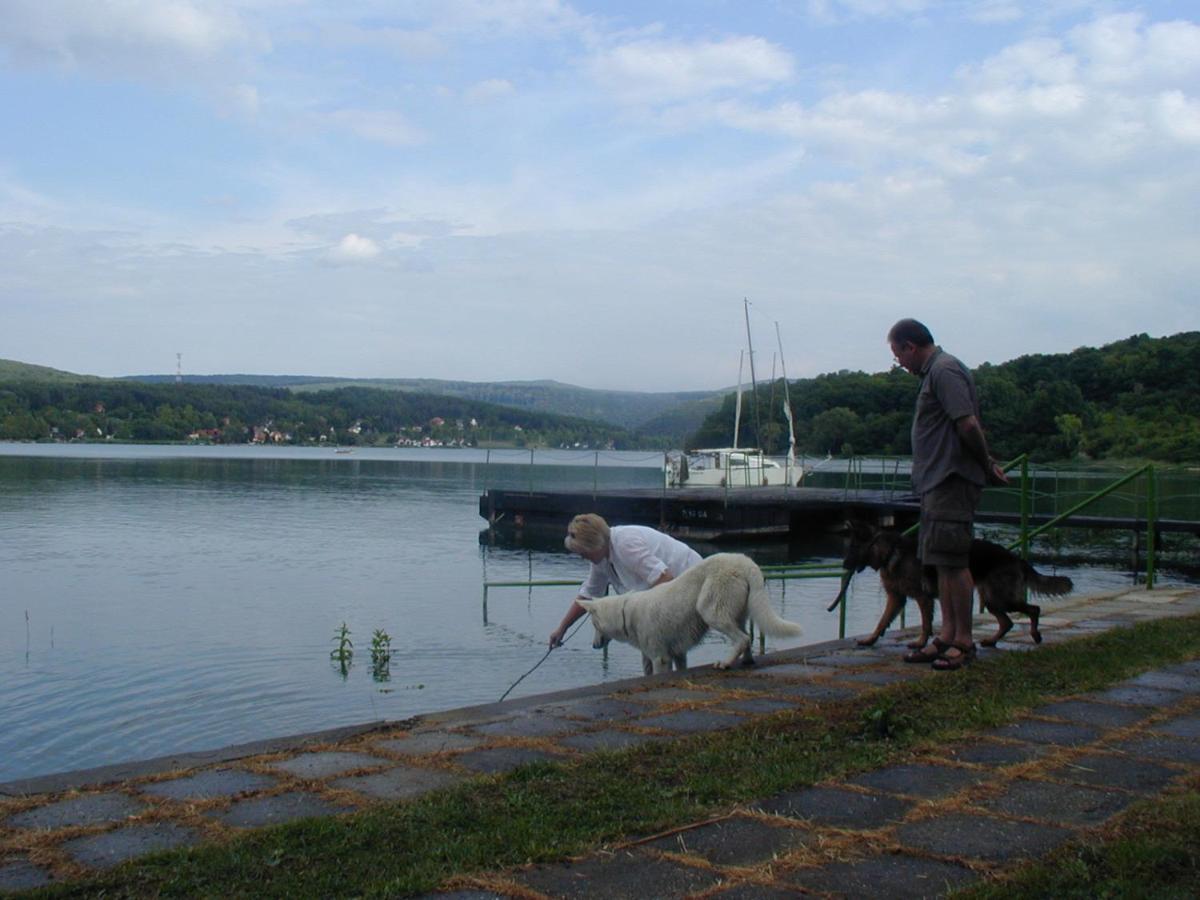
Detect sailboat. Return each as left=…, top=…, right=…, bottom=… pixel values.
left=664, top=301, right=802, bottom=488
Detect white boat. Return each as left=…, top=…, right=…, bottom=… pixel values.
left=665, top=447, right=801, bottom=488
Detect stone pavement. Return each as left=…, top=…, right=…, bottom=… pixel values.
left=2, top=585, right=1199, bottom=896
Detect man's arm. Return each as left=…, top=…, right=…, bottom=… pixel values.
left=955, top=415, right=1008, bottom=485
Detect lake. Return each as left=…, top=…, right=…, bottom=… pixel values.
left=0, top=443, right=1188, bottom=783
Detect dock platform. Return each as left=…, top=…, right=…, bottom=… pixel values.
left=479, top=486, right=1196, bottom=542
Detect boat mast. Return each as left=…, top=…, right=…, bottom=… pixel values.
left=732, top=350, right=744, bottom=450
left=743, top=298, right=762, bottom=450
left=775, top=321, right=797, bottom=463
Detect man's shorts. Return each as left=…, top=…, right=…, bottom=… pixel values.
left=919, top=475, right=982, bottom=569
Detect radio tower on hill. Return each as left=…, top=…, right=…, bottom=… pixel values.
left=176, top=353, right=182, bottom=385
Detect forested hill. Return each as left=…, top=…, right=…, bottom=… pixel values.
left=689, top=331, right=1200, bottom=463
left=127, top=374, right=722, bottom=433
left=0, top=380, right=641, bottom=448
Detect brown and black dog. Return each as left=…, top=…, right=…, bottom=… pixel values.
left=833, top=522, right=1074, bottom=649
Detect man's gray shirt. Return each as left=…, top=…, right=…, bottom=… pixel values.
left=910, top=348, right=986, bottom=494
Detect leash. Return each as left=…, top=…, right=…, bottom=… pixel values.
left=497, top=618, right=588, bottom=703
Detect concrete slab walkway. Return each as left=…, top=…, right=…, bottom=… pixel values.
left=2, top=585, right=1199, bottom=896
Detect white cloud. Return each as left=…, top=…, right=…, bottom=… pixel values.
left=326, top=109, right=426, bottom=146
left=1158, top=90, right=1200, bottom=142
left=465, top=78, right=515, bottom=102
left=590, top=36, right=794, bottom=104
left=328, top=233, right=381, bottom=262
left=0, top=0, right=256, bottom=77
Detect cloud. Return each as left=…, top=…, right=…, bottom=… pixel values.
left=590, top=36, right=794, bottom=104
left=325, top=108, right=426, bottom=146
left=465, top=78, right=515, bottom=102
left=328, top=233, right=381, bottom=263
left=0, top=0, right=256, bottom=79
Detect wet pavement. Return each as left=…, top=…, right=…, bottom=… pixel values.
left=2, top=585, right=1199, bottom=897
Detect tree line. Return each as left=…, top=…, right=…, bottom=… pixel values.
left=0, top=381, right=641, bottom=449
left=688, top=331, right=1200, bottom=463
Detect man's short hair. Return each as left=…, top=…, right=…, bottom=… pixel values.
left=888, top=318, right=935, bottom=347
left=565, top=513, right=610, bottom=556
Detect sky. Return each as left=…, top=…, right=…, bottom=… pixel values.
left=1, top=1, right=1197, bottom=392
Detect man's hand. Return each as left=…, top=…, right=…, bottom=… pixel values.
left=548, top=628, right=565, bottom=649
left=986, top=459, right=1009, bottom=486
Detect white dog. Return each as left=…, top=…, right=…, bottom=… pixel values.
left=576, top=553, right=803, bottom=674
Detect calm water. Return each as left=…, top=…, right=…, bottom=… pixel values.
left=0, top=444, right=1186, bottom=783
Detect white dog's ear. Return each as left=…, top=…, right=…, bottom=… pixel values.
left=576, top=599, right=594, bottom=613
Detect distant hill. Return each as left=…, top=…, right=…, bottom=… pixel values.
left=0, top=358, right=95, bottom=382
left=126, top=374, right=723, bottom=434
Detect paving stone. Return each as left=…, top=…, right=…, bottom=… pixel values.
left=787, top=852, right=979, bottom=899
left=469, top=715, right=579, bottom=739
left=557, top=729, right=668, bottom=753
left=756, top=785, right=912, bottom=829
left=333, top=766, right=461, bottom=801
left=643, top=815, right=810, bottom=866
left=698, top=673, right=789, bottom=693
left=141, top=768, right=279, bottom=800
left=377, top=732, right=485, bottom=756
left=938, top=740, right=1046, bottom=767
left=712, top=696, right=797, bottom=716
left=896, top=812, right=1071, bottom=862
left=1032, top=699, right=1153, bottom=729
left=849, top=763, right=984, bottom=799
left=0, top=858, right=53, bottom=891
left=839, top=667, right=927, bottom=686
left=5, top=792, right=144, bottom=830
left=988, top=719, right=1103, bottom=746
left=623, top=687, right=714, bottom=705
left=265, top=751, right=389, bottom=779
left=768, top=682, right=860, bottom=703
left=1047, top=753, right=1180, bottom=792
left=1125, top=671, right=1199, bottom=693
left=705, top=884, right=807, bottom=899
left=453, top=747, right=562, bottom=775
left=1152, top=714, right=1200, bottom=740
left=754, top=663, right=828, bottom=680
left=517, top=849, right=720, bottom=899
left=1107, top=734, right=1200, bottom=764
left=804, top=652, right=876, bottom=668
left=1162, top=659, right=1200, bottom=678
left=1085, top=685, right=1188, bottom=708
left=216, top=791, right=354, bottom=828
left=62, top=823, right=201, bottom=869
left=538, top=696, right=649, bottom=721
left=635, top=709, right=743, bottom=734
left=980, top=779, right=1133, bottom=826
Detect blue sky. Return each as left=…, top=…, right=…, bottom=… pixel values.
left=1, top=1, right=1197, bottom=391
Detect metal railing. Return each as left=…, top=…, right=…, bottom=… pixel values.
left=482, top=455, right=1181, bottom=638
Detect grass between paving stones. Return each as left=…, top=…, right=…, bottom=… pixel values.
left=953, top=782, right=1200, bottom=899
left=24, top=613, right=1200, bottom=899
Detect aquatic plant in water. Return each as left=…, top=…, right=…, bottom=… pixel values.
left=330, top=622, right=353, bottom=676
left=370, top=629, right=392, bottom=681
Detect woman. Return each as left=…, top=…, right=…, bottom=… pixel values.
left=549, top=514, right=701, bottom=670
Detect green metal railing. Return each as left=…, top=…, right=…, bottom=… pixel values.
left=482, top=455, right=1171, bottom=638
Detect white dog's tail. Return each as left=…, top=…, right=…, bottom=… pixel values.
left=747, top=567, right=803, bottom=638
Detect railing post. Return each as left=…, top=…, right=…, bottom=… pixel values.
left=1020, top=456, right=1030, bottom=561
left=1146, top=465, right=1157, bottom=589
left=528, top=448, right=534, bottom=494
left=593, top=450, right=599, bottom=500
left=839, top=583, right=848, bottom=639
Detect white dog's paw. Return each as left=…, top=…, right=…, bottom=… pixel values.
left=713, top=661, right=730, bottom=670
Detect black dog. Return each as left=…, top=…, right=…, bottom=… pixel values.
left=833, top=522, right=1074, bottom=648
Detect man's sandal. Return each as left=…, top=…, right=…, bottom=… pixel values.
left=931, top=642, right=976, bottom=671
left=903, top=636, right=948, bottom=664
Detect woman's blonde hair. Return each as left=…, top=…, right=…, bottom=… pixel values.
left=564, top=513, right=610, bottom=556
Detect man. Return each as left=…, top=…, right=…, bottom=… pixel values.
left=888, top=319, right=1008, bottom=670
left=549, top=513, right=701, bottom=673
